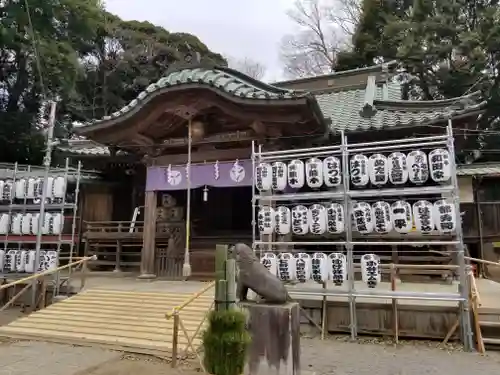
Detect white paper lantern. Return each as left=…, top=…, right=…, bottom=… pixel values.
left=257, top=206, right=275, bottom=235
left=11, top=213, right=23, bottom=235
left=311, top=252, right=329, bottom=283
left=388, top=152, right=409, bottom=185
left=16, top=250, right=27, bottom=272
left=434, top=199, right=456, bottom=233
left=278, top=252, right=297, bottom=282
left=51, top=213, right=64, bottom=235
left=368, top=154, right=388, bottom=186
left=323, top=156, right=342, bottom=187
left=352, top=202, right=374, bottom=234
left=372, top=201, right=393, bottom=233
left=260, top=252, right=278, bottom=275
left=305, top=158, right=324, bottom=189
left=34, top=178, right=44, bottom=202
left=25, top=250, right=36, bottom=273
left=255, top=162, right=272, bottom=191
left=5, top=250, right=17, bottom=272
left=350, top=154, right=369, bottom=187
left=15, top=178, right=26, bottom=199
left=429, top=149, right=452, bottom=183
left=37, top=250, right=47, bottom=272
left=44, top=177, right=55, bottom=201
left=291, top=205, right=309, bottom=235
left=1, top=180, right=13, bottom=201
left=52, top=176, right=67, bottom=199
left=294, top=253, right=312, bottom=283
left=391, top=200, right=413, bottom=234
left=413, top=200, right=435, bottom=234
left=25, top=178, right=37, bottom=199
left=42, top=213, right=52, bottom=234
left=326, top=203, right=344, bottom=234
left=275, top=206, right=291, bottom=235
left=271, top=162, right=288, bottom=191
left=0, top=249, right=4, bottom=271
left=329, top=253, right=347, bottom=286
left=42, top=250, right=58, bottom=271
left=287, top=159, right=305, bottom=189
left=308, top=204, right=327, bottom=235
left=21, top=213, right=32, bottom=235
left=407, top=150, right=429, bottom=184
left=361, top=253, right=381, bottom=288
left=0, top=213, right=10, bottom=235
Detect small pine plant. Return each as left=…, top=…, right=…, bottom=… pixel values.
left=203, top=309, right=250, bottom=375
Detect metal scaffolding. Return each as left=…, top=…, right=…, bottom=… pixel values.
left=251, top=121, right=473, bottom=351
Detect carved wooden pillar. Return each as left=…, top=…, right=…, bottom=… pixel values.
left=139, top=190, right=157, bottom=279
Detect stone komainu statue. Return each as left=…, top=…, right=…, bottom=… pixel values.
left=231, top=243, right=290, bottom=304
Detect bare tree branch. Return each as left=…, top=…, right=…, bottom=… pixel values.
left=227, top=56, right=266, bottom=80
left=280, top=0, right=361, bottom=78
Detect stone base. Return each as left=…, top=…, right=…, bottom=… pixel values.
left=137, top=273, right=156, bottom=280
left=240, top=301, right=300, bottom=375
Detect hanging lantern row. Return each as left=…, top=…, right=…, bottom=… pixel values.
left=255, top=148, right=451, bottom=191
left=258, top=199, right=456, bottom=236
left=0, top=213, right=64, bottom=235
left=0, top=177, right=67, bottom=203
left=260, top=252, right=381, bottom=288
left=0, top=249, right=57, bottom=273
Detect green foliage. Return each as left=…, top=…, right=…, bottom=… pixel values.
left=202, top=310, right=250, bottom=375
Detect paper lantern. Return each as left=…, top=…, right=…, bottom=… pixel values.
left=434, top=199, right=456, bottom=233
left=42, top=213, right=52, bottom=234
left=0, top=213, right=10, bottom=235
left=257, top=206, right=275, bottom=235
left=388, top=152, right=409, bottom=185
left=278, top=252, right=297, bottom=282
left=361, top=254, right=381, bottom=288
left=52, top=176, right=67, bottom=199
left=326, top=203, right=344, bottom=234
left=391, top=200, right=413, bottom=234
left=329, top=253, right=347, bottom=286
left=15, top=178, right=26, bottom=199
left=42, top=250, right=58, bottom=272
left=308, top=204, right=327, bottom=235
left=291, top=205, right=309, bottom=235
left=21, top=213, right=32, bottom=235
left=50, top=213, right=64, bottom=235
left=25, top=178, right=37, bottom=199
left=372, top=201, right=392, bottom=233
left=305, top=158, right=324, bottom=189
left=311, top=252, right=329, bottom=283
left=1, top=180, right=13, bottom=201
left=271, top=162, right=288, bottom=191
left=11, top=214, right=22, bottom=235
left=260, top=252, right=278, bottom=275
left=25, top=250, right=36, bottom=273
left=287, top=159, right=305, bottom=189
left=255, top=162, right=272, bottom=191
left=429, top=149, right=452, bottom=183
left=350, top=154, right=369, bottom=187
left=5, top=250, right=17, bottom=272
left=16, top=250, right=27, bottom=272
left=368, top=154, right=388, bottom=186
left=294, top=253, right=312, bottom=283
left=407, top=150, right=429, bottom=184
left=44, top=177, right=55, bottom=201
left=34, top=178, right=44, bottom=201
left=275, top=206, right=291, bottom=235
left=323, top=156, right=342, bottom=187
left=413, top=200, right=435, bottom=234
left=37, top=250, right=47, bottom=272
left=352, top=202, right=374, bottom=234
left=0, top=249, right=4, bottom=271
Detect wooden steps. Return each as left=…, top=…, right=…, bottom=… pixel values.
left=478, top=308, right=500, bottom=350
left=0, top=288, right=213, bottom=356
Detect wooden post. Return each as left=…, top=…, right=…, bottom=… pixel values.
left=226, top=258, right=236, bottom=310
left=38, top=279, right=47, bottom=310
left=321, top=281, right=327, bottom=340
left=80, top=261, right=88, bottom=291
left=115, top=240, right=122, bottom=272
left=215, top=244, right=228, bottom=311
left=390, top=264, right=399, bottom=344
left=140, top=190, right=157, bottom=279
left=171, top=311, right=180, bottom=368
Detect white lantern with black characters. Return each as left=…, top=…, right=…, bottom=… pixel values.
left=407, top=150, right=429, bottom=184
left=260, top=252, right=278, bottom=276
left=0, top=249, right=4, bottom=271
left=329, top=253, right=347, bottom=286
left=305, top=157, right=324, bottom=189
left=311, top=252, right=329, bottom=283
left=255, top=162, right=272, bottom=191
left=21, top=213, right=32, bottom=235
left=372, top=201, right=392, bottom=233
left=25, top=250, right=37, bottom=273
left=52, top=176, right=67, bottom=199
left=1, top=180, right=13, bottom=201
left=11, top=214, right=22, bottom=235
left=287, top=159, right=305, bottom=189
left=0, top=213, right=10, bottom=234
left=434, top=199, right=456, bottom=233
left=15, top=178, right=26, bottom=199
left=368, top=154, right=388, bottom=186
left=413, top=200, right=434, bottom=234
left=350, top=154, right=369, bottom=187
left=388, top=152, right=409, bottom=185
left=257, top=206, right=275, bottom=235
left=275, top=206, right=291, bottom=235
left=391, top=200, right=413, bottom=234
left=25, top=178, right=37, bottom=200
left=326, top=203, right=344, bottom=234
left=361, top=254, right=381, bottom=288
left=308, top=204, right=327, bottom=235
left=323, top=156, right=342, bottom=187
left=271, top=162, right=287, bottom=191
left=292, top=205, right=309, bottom=235
left=16, top=250, right=27, bottom=272
left=352, top=202, right=374, bottom=234
left=294, top=253, right=312, bottom=283
left=278, top=252, right=297, bottom=282
left=5, top=250, right=17, bottom=272
left=51, top=213, right=64, bottom=235
left=429, top=149, right=451, bottom=183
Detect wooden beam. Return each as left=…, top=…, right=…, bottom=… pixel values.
left=139, top=191, right=157, bottom=279
left=153, top=147, right=251, bottom=165
left=161, top=130, right=255, bottom=148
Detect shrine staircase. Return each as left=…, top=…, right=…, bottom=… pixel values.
left=0, top=287, right=213, bottom=356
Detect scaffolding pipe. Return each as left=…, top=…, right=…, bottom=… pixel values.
left=182, top=119, right=192, bottom=278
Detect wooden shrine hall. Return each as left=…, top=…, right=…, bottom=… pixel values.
left=66, top=54, right=486, bottom=280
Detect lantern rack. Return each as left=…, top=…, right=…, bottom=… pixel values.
left=251, top=121, right=472, bottom=351
left=0, top=159, right=81, bottom=294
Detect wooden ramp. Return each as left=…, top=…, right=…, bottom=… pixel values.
left=0, top=288, right=213, bottom=356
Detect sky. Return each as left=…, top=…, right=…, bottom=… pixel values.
left=104, top=0, right=298, bottom=81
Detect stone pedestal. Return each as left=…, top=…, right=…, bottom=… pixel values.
left=241, top=301, right=300, bottom=375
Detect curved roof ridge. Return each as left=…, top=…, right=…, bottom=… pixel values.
left=374, top=91, right=484, bottom=109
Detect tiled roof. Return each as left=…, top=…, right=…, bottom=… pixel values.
left=57, top=138, right=112, bottom=156
left=457, top=163, right=500, bottom=177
